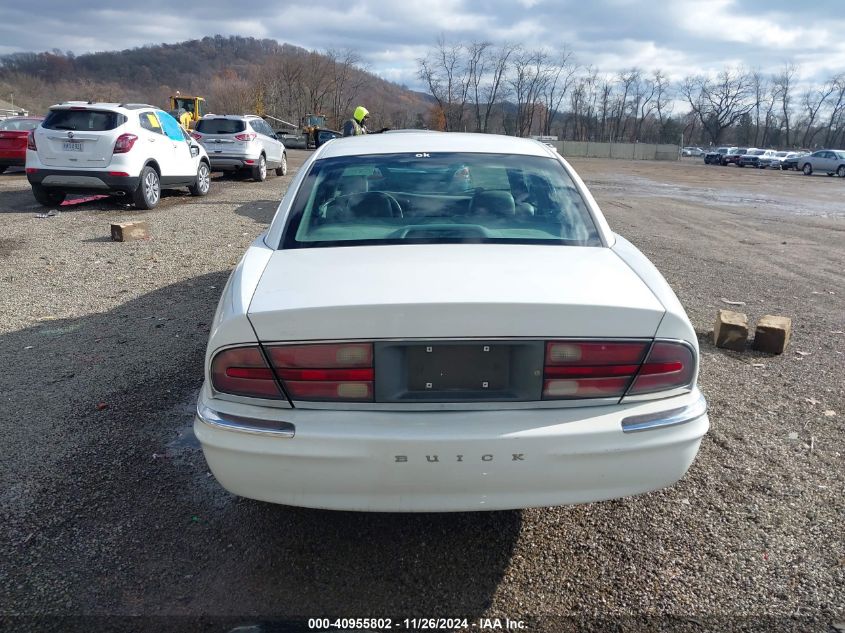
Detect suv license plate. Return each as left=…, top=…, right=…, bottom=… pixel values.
left=62, top=142, right=83, bottom=152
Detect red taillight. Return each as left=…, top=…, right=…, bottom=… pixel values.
left=234, top=133, right=256, bottom=141
left=113, top=133, right=138, bottom=154
left=211, top=346, right=282, bottom=399
left=267, top=343, right=374, bottom=402
left=26, top=168, right=38, bottom=174
left=628, top=342, right=695, bottom=395
left=27, top=130, right=37, bottom=151
left=108, top=171, right=129, bottom=177
left=191, top=132, right=202, bottom=140
left=542, top=341, right=649, bottom=399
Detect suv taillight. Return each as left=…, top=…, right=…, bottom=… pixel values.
left=543, top=341, right=649, bottom=399
left=267, top=343, right=374, bottom=402
left=113, top=133, right=138, bottom=154
left=211, top=346, right=282, bottom=399
left=234, top=132, right=256, bottom=141
left=27, top=130, right=37, bottom=151
left=191, top=132, right=202, bottom=140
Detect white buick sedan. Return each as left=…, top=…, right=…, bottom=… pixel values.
left=195, top=132, right=708, bottom=512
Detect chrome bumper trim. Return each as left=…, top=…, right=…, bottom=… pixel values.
left=196, top=403, right=295, bottom=438
left=621, top=394, right=707, bottom=433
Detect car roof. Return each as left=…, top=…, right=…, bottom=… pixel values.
left=201, top=114, right=262, bottom=120
left=48, top=102, right=157, bottom=113
left=316, top=131, right=554, bottom=159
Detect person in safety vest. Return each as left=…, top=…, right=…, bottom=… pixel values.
left=343, top=106, right=370, bottom=137
left=342, top=106, right=390, bottom=137
left=179, top=103, right=194, bottom=130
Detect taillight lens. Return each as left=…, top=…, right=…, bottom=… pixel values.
left=267, top=343, right=374, bottom=402
left=27, top=130, right=37, bottom=151
left=191, top=132, right=202, bottom=140
left=542, top=341, right=649, bottom=399
left=113, top=133, right=138, bottom=154
left=628, top=341, right=695, bottom=395
left=234, top=133, right=257, bottom=141
left=211, top=346, right=282, bottom=399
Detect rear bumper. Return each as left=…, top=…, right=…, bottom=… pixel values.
left=205, top=154, right=259, bottom=171
left=27, top=168, right=139, bottom=192
left=195, top=387, right=709, bottom=512
left=0, top=154, right=26, bottom=166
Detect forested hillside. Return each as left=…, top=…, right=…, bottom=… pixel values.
left=0, top=35, right=434, bottom=130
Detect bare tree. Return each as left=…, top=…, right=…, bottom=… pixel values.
left=799, top=79, right=836, bottom=147
left=326, top=48, right=365, bottom=129
left=773, top=63, right=798, bottom=147
left=822, top=74, right=845, bottom=147
left=509, top=49, right=551, bottom=137
left=539, top=48, right=577, bottom=136
left=681, top=67, right=754, bottom=144
left=417, top=36, right=471, bottom=131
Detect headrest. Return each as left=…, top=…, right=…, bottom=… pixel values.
left=469, top=190, right=516, bottom=217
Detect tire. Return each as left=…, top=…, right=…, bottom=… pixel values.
left=252, top=155, right=267, bottom=182
left=31, top=184, right=66, bottom=206
left=802, top=163, right=813, bottom=176
left=133, top=165, right=160, bottom=209
left=838, top=166, right=845, bottom=178
left=189, top=161, right=210, bottom=196
left=275, top=153, right=287, bottom=177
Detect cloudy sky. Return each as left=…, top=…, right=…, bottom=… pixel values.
left=1, top=0, right=844, bottom=87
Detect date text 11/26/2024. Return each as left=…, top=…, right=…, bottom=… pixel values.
left=307, top=618, right=527, bottom=630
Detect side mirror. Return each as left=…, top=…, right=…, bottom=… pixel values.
left=190, top=145, right=199, bottom=157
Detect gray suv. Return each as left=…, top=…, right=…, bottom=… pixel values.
left=193, top=115, right=287, bottom=181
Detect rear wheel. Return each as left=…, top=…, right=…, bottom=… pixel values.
left=802, top=163, right=813, bottom=176
left=31, top=184, right=66, bottom=207
left=133, top=165, right=160, bottom=209
left=275, top=153, right=287, bottom=177
left=838, top=166, right=845, bottom=178
left=252, top=155, right=267, bottom=182
left=189, top=161, right=210, bottom=196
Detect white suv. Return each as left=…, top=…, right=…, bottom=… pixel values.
left=192, top=115, right=286, bottom=181
left=26, top=102, right=211, bottom=209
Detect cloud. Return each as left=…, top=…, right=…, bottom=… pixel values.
left=1, top=0, right=844, bottom=89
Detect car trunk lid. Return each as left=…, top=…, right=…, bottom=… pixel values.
left=37, top=108, right=124, bottom=168
left=247, top=244, right=665, bottom=341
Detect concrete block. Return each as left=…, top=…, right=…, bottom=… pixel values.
left=110, top=221, right=149, bottom=242
left=714, top=309, right=748, bottom=351
left=753, top=315, right=792, bottom=354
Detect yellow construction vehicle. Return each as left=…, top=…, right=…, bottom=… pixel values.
left=168, top=94, right=207, bottom=129
left=300, top=113, right=326, bottom=147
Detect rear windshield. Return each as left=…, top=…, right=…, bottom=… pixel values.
left=195, top=118, right=246, bottom=134
left=0, top=118, right=41, bottom=131
left=42, top=109, right=124, bottom=131
left=281, top=152, right=602, bottom=249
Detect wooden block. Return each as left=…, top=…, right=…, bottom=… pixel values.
left=110, top=221, right=149, bottom=242
left=714, top=309, right=748, bottom=351
left=753, top=315, right=792, bottom=354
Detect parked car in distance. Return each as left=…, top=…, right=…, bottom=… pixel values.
left=781, top=151, right=810, bottom=171
left=738, top=148, right=777, bottom=168
left=0, top=116, right=44, bottom=173
left=681, top=146, right=704, bottom=157
left=722, top=147, right=748, bottom=165
left=194, top=131, right=709, bottom=513
left=799, top=150, right=845, bottom=177
left=192, top=114, right=287, bottom=181
left=704, top=147, right=730, bottom=164
left=758, top=150, right=790, bottom=169
left=26, top=102, right=211, bottom=208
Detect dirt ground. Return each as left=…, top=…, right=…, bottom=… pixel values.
left=1, top=153, right=843, bottom=632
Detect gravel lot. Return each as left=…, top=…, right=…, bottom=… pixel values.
left=1, top=153, right=843, bottom=632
